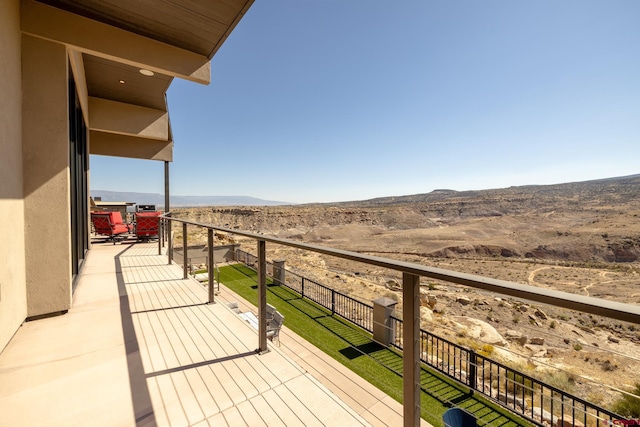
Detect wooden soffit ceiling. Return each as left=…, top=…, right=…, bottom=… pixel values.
left=26, top=0, right=254, bottom=160
left=35, top=0, right=254, bottom=59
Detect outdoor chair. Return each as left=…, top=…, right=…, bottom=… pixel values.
left=135, top=211, right=161, bottom=241
left=442, top=408, right=477, bottom=427
left=267, top=311, right=284, bottom=346
left=91, top=211, right=131, bottom=244
left=266, top=303, right=277, bottom=321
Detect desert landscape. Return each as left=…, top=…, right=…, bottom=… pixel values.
left=172, top=174, right=640, bottom=412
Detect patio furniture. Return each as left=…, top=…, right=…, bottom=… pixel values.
left=267, top=303, right=277, bottom=321
left=135, top=211, right=161, bottom=241
left=267, top=311, right=284, bottom=346
left=90, top=211, right=131, bottom=244
left=443, top=408, right=477, bottom=427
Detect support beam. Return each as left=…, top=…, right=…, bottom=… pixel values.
left=88, top=97, right=169, bottom=140
left=402, top=272, right=421, bottom=427
left=164, top=161, right=170, bottom=213
left=89, top=131, right=172, bottom=161
left=21, top=0, right=210, bottom=84
left=257, top=240, right=268, bottom=353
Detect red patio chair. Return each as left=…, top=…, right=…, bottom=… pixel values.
left=135, top=211, right=161, bottom=241
left=91, top=211, right=131, bottom=244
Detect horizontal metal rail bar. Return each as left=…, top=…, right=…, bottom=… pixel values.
left=162, top=215, right=640, bottom=324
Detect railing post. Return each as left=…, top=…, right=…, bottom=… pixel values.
left=182, top=222, right=188, bottom=280
left=257, top=240, right=268, bottom=353
left=273, top=259, right=286, bottom=286
left=167, top=220, right=173, bottom=265
left=301, top=277, right=305, bottom=298
left=207, top=229, right=215, bottom=304
left=469, top=349, right=477, bottom=391
left=331, top=289, right=336, bottom=315
left=403, top=272, right=420, bottom=427
left=373, top=297, right=397, bottom=346
left=158, top=218, right=162, bottom=255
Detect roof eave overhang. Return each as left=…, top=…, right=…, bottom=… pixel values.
left=21, top=0, right=254, bottom=161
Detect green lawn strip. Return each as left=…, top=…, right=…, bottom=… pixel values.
left=218, top=264, right=529, bottom=427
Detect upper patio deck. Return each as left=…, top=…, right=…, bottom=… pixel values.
left=0, top=241, right=421, bottom=426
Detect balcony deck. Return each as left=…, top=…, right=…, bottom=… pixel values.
left=0, top=241, right=425, bottom=426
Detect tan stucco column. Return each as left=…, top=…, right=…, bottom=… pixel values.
left=22, top=34, right=72, bottom=318
left=0, top=0, right=27, bottom=351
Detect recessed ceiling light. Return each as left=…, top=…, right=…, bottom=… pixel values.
left=119, top=79, right=126, bottom=84
left=139, top=69, right=155, bottom=77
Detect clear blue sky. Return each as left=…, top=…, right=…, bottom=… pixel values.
left=91, top=0, right=640, bottom=204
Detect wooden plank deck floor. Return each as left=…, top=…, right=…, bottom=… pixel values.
left=0, top=241, right=386, bottom=426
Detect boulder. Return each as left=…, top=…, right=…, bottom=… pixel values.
left=427, top=295, right=438, bottom=309
left=524, top=344, right=547, bottom=357
left=528, top=315, right=541, bottom=327
left=457, top=296, right=472, bottom=305
left=535, top=308, right=548, bottom=320
left=433, top=303, right=446, bottom=314
left=451, top=316, right=507, bottom=346
left=504, top=330, right=522, bottom=340
left=420, top=306, right=433, bottom=323
left=530, top=337, right=545, bottom=345
left=532, top=407, right=557, bottom=424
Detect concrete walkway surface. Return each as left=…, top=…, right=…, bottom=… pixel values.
left=0, top=241, right=431, bottom=426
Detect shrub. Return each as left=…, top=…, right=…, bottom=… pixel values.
left=505, top=371, right=534, bottom=396
left=479, top=344, right=494, bottom=356
left=544, top=371, right=576, bottom=392
left=613, top=384, right=640, bottom=418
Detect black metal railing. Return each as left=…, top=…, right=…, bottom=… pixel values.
left=388, top=314, right=621, bottom=427
left=236, top=249, right=374, bottom=332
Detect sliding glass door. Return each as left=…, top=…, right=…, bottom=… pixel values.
left=69, top=71, right=89, bottom=290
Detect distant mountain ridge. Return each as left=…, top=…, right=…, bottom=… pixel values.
left=91, top=190, right=292, bottom=207
left=332, top=173, right=640, bottom=207
left=94, top=174, right=640, bottom=208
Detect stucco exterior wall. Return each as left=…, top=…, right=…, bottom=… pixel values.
left=0, top=0, right=27, bottom=352
left=22, top=34, right=73, bottom=318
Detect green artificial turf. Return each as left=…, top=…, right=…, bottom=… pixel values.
left=219, top=263, right=530, bottom=427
